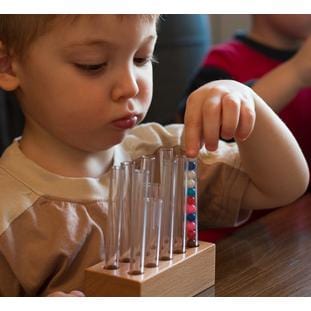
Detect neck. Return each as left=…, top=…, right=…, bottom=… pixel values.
left=19, top=123, right=114, bottom=178
left=250, top=20, right=302, bottom=50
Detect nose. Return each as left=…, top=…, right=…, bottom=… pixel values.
left=111, top=66, right=139, bottom=102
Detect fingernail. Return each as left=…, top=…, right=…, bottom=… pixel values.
left=186, top=149, right=197, bottom=157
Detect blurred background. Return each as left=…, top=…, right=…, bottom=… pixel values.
left=145, top=14, right=251, bottom=124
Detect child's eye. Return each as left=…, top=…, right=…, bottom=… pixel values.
left=75, top=63, right=106, bottom=73
left=134, top=56, right=157, bottom=66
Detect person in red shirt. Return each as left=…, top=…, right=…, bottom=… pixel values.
left=178, top=15, right=311, bottom=243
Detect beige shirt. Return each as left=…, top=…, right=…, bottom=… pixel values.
left=0, top=123, right=250, bottom=296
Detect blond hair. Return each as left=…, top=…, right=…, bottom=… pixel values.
left=0, top=14, right=159, bottom=59
left=0, top=15, right=63, bottom=58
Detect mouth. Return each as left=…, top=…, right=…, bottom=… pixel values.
left=112, top=114, right=140, bottom=130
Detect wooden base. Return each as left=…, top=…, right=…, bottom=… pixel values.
left=84, top=241, right=215, bottom=296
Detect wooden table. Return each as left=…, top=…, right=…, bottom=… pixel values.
left=198, top=194, right=311, bottom=296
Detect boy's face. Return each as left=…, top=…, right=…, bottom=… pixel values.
left=13, top=15, right=157, bottom=152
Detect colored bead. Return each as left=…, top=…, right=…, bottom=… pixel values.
left=186, top=221, right=195, bottom=232
left=187, top=196, right=195, bottom=205
left=185, top=159, right=198, bottom=248
left=186, top=203, right=196, bottom=214
left=187, top=179, right=195, bottom=188
left=187, top=170, right=196, bottom=179
left=187, top=230, right=196, bottom=240
left=187, top=213, right=196, bottom=222
left=187, top=188, right=196, bottom=196
left=188, top=161, right=196, bottom=171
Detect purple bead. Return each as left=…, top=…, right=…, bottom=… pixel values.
left=188, top=161, right=196, bottom=171
left=187, top=213, right=196, bottom=222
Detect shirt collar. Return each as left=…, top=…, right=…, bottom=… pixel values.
left=0, top=139, right=129, bottom=201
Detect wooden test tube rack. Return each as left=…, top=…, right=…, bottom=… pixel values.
left=84, top=241, right=215, bottom=296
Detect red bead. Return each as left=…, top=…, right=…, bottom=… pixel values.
left=187, top=196, right=195, bottom=205
left=186, top=204, right=196, bottom=214
left=186, top=221, right=195, bottom=233
left=187, top=230, right=196, bottom=240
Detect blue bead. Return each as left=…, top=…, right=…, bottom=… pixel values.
left=187, top=188, right=196, bottom=196
left=188, top=161, right=196, bottom=171
left=187, top=213, right=196, bottom=221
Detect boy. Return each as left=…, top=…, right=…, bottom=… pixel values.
left=0, top=15, right=308, bottom=296
left=178, top=14, right=311, bottom=191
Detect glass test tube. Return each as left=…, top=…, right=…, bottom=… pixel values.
left=140, top=155, right=156, bottom=184
left=158, top=147, right=175, bottom=260
left=141, top=155, right=157, bottom=264
left=128, top=169, right=149, bottom=275
left=158, top=147, right=174, bottom=182
left=119, top=161, right=134, bottom=262
left=186, top=158, right=199, bottom=248
left=144, top=183, right=163, bottom=268
left=172, top=155, right=187, bottom=254
left=104, top=166, right=122, bottom=269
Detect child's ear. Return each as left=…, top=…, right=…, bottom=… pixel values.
left=0, top=41, right=20, bottom=91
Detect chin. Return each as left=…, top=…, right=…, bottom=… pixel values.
left=69, top=130, right=127, bottom=153
left=90, top=136, right=126, bottom=152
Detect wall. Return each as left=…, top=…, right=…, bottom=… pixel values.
left=209, top=14, right=251, bottom=44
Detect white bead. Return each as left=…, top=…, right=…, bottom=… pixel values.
left=187, top=179, right=196, bottom=188
left=187, top=171, right=196, bottom=179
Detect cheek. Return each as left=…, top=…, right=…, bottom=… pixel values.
left=21, top=78, right=103, bottom=135
left=45, top=76, right=105, bottom=119
left=139, top=72, right=153, bottom=107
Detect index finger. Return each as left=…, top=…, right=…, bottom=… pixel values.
left=184, top=95, right=203, bottom=157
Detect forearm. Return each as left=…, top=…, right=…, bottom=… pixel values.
left=252, top=60, right=303, bottom=112
left=238, top=92, right=309, bottom=209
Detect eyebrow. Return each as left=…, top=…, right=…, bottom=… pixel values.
left=65, top=35, right=157, bottom=49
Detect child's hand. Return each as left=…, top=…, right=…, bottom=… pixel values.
left=184, top=80, right=256, bottom=157
left=289, top=35, right=311, bottom=87
left=47, top=290, right=85, bottom=297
